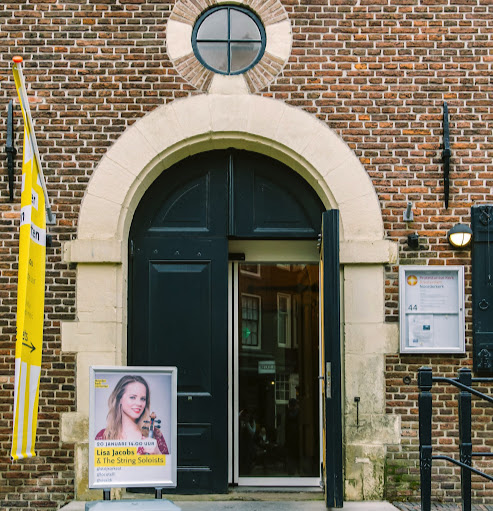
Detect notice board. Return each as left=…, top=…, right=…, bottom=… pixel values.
left=399, top=266, right=465, bottom=354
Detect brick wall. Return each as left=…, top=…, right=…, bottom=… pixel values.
left=0, top=0, right=492, bottom=508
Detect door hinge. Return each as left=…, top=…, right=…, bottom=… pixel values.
left=130, top=239, right=134, bottom=258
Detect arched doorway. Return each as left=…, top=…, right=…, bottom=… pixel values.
left=62, top=94, right=394, bottom=504
left=128, top=149, right=335, bottom=494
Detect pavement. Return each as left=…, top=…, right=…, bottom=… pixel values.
left=60, top=501, right=400, bottom=511
left=176, top=503, right=398, bottom=510
left=393, top=504, right=493, bottom=511
left=58, top=497, right=493, bottom=511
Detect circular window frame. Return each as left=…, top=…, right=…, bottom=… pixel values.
left=191, top=5, right=267, bottom=76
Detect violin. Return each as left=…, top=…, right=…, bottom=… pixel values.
left=142, top=411, right=161, bottom=438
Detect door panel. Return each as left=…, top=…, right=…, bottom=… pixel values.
left=132, top=152, right=229, bottom=237
left=149, top=261, right=213, bottom=394
left=231, top=151, right=324, bottom=238
left=130, top=237, right=229, bottom=493
left=472, top=205, right=493, bottom=373
left=320, top=210, right=343, bottom=508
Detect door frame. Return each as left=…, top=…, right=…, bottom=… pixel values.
left=228, top=240, right=323, bottom=487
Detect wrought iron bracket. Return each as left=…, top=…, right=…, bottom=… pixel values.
left=479, top=205, right=492, bottom=226
left=5, top=99, right=17, bottom=202
left=442, top=101, right=451, bottom=209
left=479, top=299, right=489, bottom=311
left=478, top=348, right=493, bottom=373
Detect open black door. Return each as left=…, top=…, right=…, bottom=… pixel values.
left=320, top=210, right=343, bottom=508
left=129, top=236, right=229, bottom=493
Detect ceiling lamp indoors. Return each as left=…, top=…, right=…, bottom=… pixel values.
left=447, top=223, right=473, bottom=248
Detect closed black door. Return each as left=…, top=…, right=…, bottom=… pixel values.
left=130, top=237, right=229, bottom=493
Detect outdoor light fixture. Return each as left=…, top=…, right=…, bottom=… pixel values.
left=447, top=223, right=473, bottom=248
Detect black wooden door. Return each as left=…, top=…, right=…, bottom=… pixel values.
left=130, top=236, right=229, bottom=493
left=320, top=210, right=343, bottom=508
left=128, top=149, right=326, bottom=494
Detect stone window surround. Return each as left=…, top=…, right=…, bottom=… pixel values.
left=60, top=94, right=400, bottom=501
left=167, top=0, right=292, bottom=93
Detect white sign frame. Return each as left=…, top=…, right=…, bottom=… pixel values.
left=399, top=266, right=465, bottom=354
left=89, top=366, right=177, bottom=489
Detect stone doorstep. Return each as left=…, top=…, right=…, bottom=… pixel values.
left=124, top=489, right=324, bottom=501
left=58, top=490, right=324, bottom=510
left=59, top=487, right=402, bottom=511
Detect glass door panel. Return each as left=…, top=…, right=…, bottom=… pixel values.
left=238, top=263, right=320, bottom=479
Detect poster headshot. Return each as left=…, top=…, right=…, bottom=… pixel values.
left=89, top=366, right=177, bottom=489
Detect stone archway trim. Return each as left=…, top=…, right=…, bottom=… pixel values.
left=75, top=94, right=384, bottom=246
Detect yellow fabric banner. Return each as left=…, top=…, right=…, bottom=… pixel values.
left=11, top=61, right=47, bottom=460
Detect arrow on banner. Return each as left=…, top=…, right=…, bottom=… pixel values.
left=22, top=341, right=36, bottom=353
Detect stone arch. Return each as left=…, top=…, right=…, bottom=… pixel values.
left=78, top=94, right=384, bottom=246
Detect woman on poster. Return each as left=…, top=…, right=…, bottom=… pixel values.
left=95, top=375, right=169, bottom=455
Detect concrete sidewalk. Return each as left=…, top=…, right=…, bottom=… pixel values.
left=61, top=501, right=493, bottom=510
left=393, top=504, right=493, bottom=511
left=61, top=500, right=400, bottom=510
left=177, top=502, right=399, bottom=510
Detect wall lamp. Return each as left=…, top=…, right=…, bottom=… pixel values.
left=447, top=223, right=473, bottom=248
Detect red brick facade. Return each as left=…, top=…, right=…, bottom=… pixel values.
left=0, top=0, right=492, bottom=509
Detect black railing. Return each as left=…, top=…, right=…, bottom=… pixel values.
left=418, top=366, right=493, bottom=511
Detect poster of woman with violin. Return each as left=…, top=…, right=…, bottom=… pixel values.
left=89, top=366, right=177, bottom=489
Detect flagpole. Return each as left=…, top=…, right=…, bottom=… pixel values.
left=12, top=57, right=55, bottom=225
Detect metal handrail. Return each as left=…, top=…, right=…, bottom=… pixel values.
left=418, top=367, right=493, bottom=511
left=432, top=377, right=493, bottom=403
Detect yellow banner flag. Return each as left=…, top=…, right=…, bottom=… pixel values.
left=11, top=57, right=47, bottom=460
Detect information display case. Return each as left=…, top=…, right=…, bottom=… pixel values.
left=399, top=266, right=465, bottom=354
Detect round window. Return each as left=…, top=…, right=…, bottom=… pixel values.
left=192, top=6, right=266, bottom=75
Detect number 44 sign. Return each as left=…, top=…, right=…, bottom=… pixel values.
left=399, top=266, right=465, bottom=354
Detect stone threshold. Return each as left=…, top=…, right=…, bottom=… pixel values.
left=123, top=487, right=324, bottom=501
